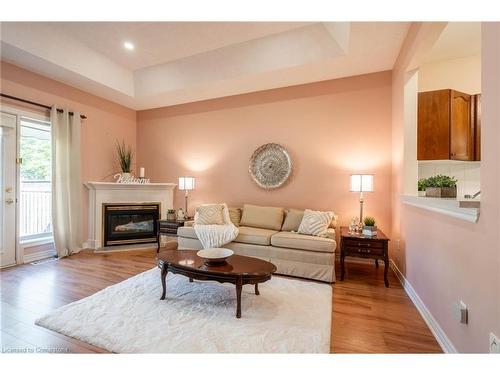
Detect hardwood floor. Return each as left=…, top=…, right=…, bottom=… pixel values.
left=331, top=259, right=441, bottom=353
left=0, top=250, right=441, bottom=354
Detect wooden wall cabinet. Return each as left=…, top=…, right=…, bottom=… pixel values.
left=418, top=89, right=481, bottom=161
left=473, top=94, right=481, bottom=161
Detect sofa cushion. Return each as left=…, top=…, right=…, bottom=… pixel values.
left=234, top=226, right=279, bottom=246
left=282, top=208, right=304, bottom=232
left=229, top=207, right=242, bottom=226
left=239, top=204, right=284, bottom=231
left=271, top=231, right=336, bottom=253
left=177, top=226, right=198, bottom=239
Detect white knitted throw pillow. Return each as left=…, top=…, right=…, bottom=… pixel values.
left=297, top=209, right=334, bottom=237
left=195, top=204, right=225, bottom=225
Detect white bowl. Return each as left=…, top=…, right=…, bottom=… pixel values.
left=197, top=248, right=234, bottom=263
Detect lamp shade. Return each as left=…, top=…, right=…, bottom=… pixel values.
left=178, top=176, right=195, bottom=191
left=350, top=174, right=374, bottom=192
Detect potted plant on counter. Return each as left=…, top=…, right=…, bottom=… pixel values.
left=418, top=178, right=427, bottom=197
left=421, top=174, right=458, bottom=198
left=362, top=216, right=377, bottom=237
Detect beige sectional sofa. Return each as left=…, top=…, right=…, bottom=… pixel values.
left=177, top=204, right=337, bottom=282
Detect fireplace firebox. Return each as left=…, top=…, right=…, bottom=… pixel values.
left=102, top=203, right=160, bottom=247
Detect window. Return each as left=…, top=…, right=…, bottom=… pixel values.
left=19, top=117, right=52, bottom=241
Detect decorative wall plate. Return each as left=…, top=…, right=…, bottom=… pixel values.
left=249, top=143, right=292, bottom=189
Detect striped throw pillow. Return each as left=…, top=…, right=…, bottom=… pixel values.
left=297, top=209, right=334, bottom=237
left=195, top=204, right=225, bottom=225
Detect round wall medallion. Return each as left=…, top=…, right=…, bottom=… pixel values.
left=249, top=143, right=292, bottom=189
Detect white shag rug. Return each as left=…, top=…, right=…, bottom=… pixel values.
left=36, top=268, right=332, bottom=353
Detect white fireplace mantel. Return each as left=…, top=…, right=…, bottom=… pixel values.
left=84, top=181, right=177, bottom=250
left=85, top=181, right=177, bottom=190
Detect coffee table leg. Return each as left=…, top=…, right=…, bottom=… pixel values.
left=254, top=283, right=259, bottom=295
left=160, top=264, right=168, bottom=300
left=236, top=279, right=242, bottom=318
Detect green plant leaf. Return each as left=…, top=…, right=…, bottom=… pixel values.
left=363, top=216, right=376, bottom=226
left=419, top=174, right=457, bottom=188
left=116, top=140, right=134, bottom=173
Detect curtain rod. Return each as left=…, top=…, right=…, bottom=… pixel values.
left=0, top=93, right=87, bottom=120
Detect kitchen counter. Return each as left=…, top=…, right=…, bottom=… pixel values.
left=401, top=195, right=480, bottom=223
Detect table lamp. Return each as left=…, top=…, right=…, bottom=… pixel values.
left=350, top=174, right=374, bottom=224
left=178, top=176, right=196, bottom=217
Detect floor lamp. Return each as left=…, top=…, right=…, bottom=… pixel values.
left=350, top=174, right=374, bottom=226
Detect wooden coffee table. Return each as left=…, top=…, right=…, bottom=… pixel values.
left=157, top=249, right=277, bottom=318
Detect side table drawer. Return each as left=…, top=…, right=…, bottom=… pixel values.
left=342, top=239, right=384, bottom=249
left=160, top=223, right=183, bottom=229
left=343, top=245, right=385, bottom=256
left=160, top=228, right=178, bottom=234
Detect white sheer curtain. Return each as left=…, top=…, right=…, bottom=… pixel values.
left=50, top=107, right=83, bottom=257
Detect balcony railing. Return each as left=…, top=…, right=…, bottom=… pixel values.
left=20, top=181, right=52, bottom=238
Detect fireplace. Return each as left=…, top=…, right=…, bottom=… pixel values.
left=102, top=203, right=160, bottom=247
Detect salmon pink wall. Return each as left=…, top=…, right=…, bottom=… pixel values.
left=137, top=71, right=393, bottom=233
left=391, top=23, right=500, bottom=352
left=0, top=61, right=137, bottom=242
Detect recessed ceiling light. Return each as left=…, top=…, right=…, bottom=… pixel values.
left=123, top=41, right=135, bottom=51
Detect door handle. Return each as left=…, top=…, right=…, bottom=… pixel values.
left=5, top=198, right=14, bottom=204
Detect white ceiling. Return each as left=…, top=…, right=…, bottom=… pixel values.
left=0, top=22, right=411, bottom=110
left=423, top=22, right=481, bottom=63
left=55, top=22, right=313, bottom=70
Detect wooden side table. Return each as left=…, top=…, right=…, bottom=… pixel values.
left=157, top=220, right=185, bottom=252
left=339, top=226, right=390, bottom=287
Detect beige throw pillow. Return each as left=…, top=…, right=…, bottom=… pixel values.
left=282, top=208, right=304, bottom=232
left=195, top=204, right=225, bottom=225
left=297, top=209, right=335, bottom=237
left=239, top=204, right=284, bottom=231
left=228, top=207, right=242, bottom=226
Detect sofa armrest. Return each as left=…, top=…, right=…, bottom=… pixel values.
left=184, top=220, right=194, bottom=227
left=326, top=228, right=335, bottom=240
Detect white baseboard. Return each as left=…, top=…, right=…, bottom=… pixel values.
left=23, top=249, right=57, bottom=264
left=390, top=259, right=457, bottom=353
left=83, top=239, right=97, bottom=249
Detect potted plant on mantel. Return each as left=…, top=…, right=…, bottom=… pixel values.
left=362, top=216, right=377, bottom=237
left=421, top=174, right=458, bottom=198
left=116, top=140, right=134, bottom=178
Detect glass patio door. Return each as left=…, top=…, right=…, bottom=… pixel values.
left=19, top=117, right=52, bottom=241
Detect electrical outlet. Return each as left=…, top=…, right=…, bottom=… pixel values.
left=453, top=301, right=468, bottom=324
left=490, top=333, right=500, bottom=353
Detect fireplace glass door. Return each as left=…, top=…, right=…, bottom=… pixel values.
left=103, top=203, right=159, bottom=246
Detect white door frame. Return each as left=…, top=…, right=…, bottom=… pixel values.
left=1, top=110, right=19, bottom=267
left=0, top=104, right=51, bottom=266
